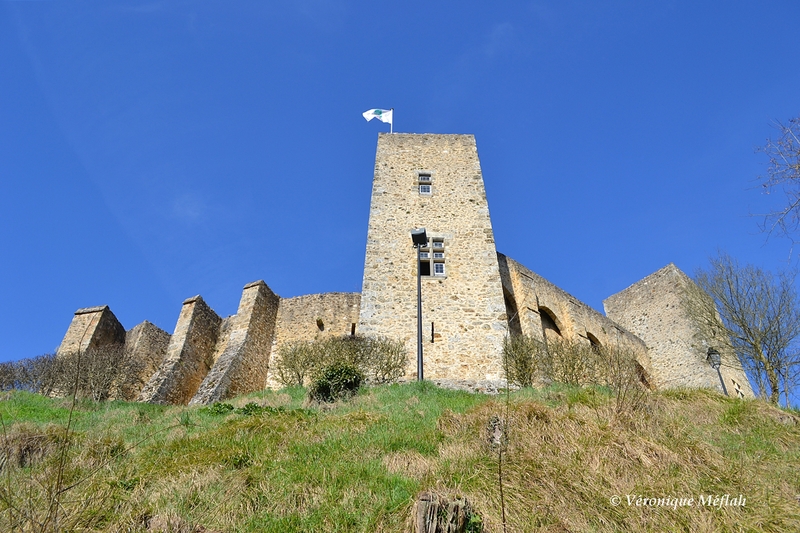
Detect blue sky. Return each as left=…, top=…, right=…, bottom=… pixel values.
left=1, top=1, right=799, bottom=365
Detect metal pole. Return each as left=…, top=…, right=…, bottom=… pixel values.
left=716, top=367, right=729, bottom=396
left=707, top=348, right=728, bottom=396
left=416, top=244, right=423, bottom=381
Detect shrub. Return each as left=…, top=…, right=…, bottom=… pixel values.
left=600, top=345, right=650, bottom=416
left=274, top=341, right=317, bottom=387
left=206, top=402, right=234, bottom=415
left=9, top=345, right=150, bottom=402
left=236, top=402, right=265, bottom=416
left=502, top=335, right=540, bottom=388
left=546, top=338, right=601, bottom=386
left=502, top=334, right=649, bottom=413
left=360, top=336, right=408, bottom=384
left=308, top=362, right=364, bottom=403
left=273, top=335, right=406, bottom=387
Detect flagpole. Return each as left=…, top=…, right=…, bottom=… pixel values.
left=390, top=108, right=394, bottom=134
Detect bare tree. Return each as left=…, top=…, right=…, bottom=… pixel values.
left=757, top=116, right=800, bottom=243
left=0, top=362, right=15, bottom=391
left=51, top=345, right=133, bottom=401
left=687, top=252, right=800, bottom=406
left=0, top=354, right=59, bottom=394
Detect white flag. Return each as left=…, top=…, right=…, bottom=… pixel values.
left=362, top=108, right=393, bottom=125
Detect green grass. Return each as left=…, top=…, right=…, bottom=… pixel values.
left=1, top=384, right=799, bottom=532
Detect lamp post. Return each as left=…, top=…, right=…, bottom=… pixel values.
left=411, top=228, right=428, bottom=381
left=706, top=348, right=729, bottom=396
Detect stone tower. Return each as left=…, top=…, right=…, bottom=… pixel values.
left=604, top=264, right=754, bottom=398
left=358, top=133, right=508, bottom=382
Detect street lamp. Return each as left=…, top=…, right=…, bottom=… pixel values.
left=411, top=228, right=428, bottom=381
left=706, top=348, right=729, bottom=396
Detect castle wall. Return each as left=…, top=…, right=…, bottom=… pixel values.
left=138, top=295, right=222, bottom=404
left=56, top=305, right=126, bottom=358
left=52, top=134, right=753, bottom=403
left=358, top=133, right=508, bottom=382
left=265, top=292, right=361, bottom=387
left=498, top=253, right=652, bottom=379
left=190, top=281, right=280, bottom=405
left=119, top=321, right=170, bottom=401
left=603, top=264, right=754, bottom=397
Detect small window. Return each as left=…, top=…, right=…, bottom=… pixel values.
left=418, top=236, right=445, bottom=277
left=417, top=172, right=432, bottom=195
left=420, top=261, right=431, bottom=276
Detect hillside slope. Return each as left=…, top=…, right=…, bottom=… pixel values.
left=1, top=384, right=799, bottom=532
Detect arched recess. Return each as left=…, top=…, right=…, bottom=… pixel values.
left=503, top=288, right=523, bottom=337
left=538, top=306, right=562, bottom=341
left=634, top=360, right=652, bottom=389
left=586, top=332, right=602, bottom=353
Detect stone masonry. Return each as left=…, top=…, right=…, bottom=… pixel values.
left=498, top=253, right=654, bottom=381
left=138, top=295, right=222, bottom=404
left=56, top=305, right=126, bottom=358
left=119, top=321, right=170, bottom=401
left=265, top=292, right=361, bottom=387
left=53, top=132, right=756, bottom=403
left=358, top=134, right=508, bottom=382
left=190, top=281, right=280, bottom=405
left=604, top=264, right=753, bottom=397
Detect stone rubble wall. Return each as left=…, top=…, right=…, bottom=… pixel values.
left=265, top=292, right=361, bottom=388
left=56, top=305, right=126, bottom=358
left=498, top=253, right=653, bottom=380
left=603, top=264, right=754, bottom=397
left=119, top=321, right=170, bottom=401
left=51, top=134, right=757, bottom=402
left=190, top=281, right=280, bottom=405
left=137, top=295, right=222, bottom=405
left=358, top=133, right=508, bottom=383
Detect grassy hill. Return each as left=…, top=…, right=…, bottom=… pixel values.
left=1, top=383, right=799, bottom=532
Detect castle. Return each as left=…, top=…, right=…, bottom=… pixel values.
left=55, top=134, right=755, bottom=403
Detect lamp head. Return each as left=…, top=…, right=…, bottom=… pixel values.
left=706, top=348, right=721, bottom=370
left=411, top=228, right=428, bottom=246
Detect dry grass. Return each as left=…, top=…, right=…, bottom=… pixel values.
left=437, top=390, right=800, bottom=532
left=1, top=385, right=798, bottom=532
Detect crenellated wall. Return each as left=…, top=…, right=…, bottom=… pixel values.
left=54, top=285, right=363, bottom=404
left=51, top=133, right=757, bottom=403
